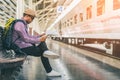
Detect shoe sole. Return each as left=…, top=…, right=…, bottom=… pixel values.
left=43, top=54, right=59, bottom=59
left=47, top=75, right=61, bottom=77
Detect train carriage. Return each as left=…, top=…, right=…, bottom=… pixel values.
left=52, top=0, right=120, bottom=59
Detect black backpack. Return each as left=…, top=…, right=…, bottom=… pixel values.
left=1, top=19, right=26, bottom=55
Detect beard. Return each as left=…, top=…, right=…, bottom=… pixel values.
left=26, top=20, right=31, bottom=24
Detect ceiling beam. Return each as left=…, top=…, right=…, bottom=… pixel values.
left=38, top=7, right=56, bottom=21
left=34, top=0, right=43, bottom=7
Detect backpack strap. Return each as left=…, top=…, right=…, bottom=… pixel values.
left=12, top=19, right=26, bottom=26
left=11, top=19, right=26, bottom=43
left=10, top=19, right=27, bottom=56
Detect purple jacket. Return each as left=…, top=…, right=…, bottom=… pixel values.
left=13, top=19, right=40, bottom=48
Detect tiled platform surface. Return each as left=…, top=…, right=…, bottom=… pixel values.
left=0, top=39, right=120, bottom=80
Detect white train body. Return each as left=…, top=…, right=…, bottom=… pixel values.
left=52, top=0, right=120, bottom=58
left=55, top=0, right=120, bottom=39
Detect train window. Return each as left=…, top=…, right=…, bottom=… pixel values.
left=64, top=22, right=66, bottom=27
left=113, top=0, right=120, bottom=10
left=86, top=6, right=92, bottom=19
left=67, top=20, right=69, bottom=26
left=97, top=0, right=105, bottom=16
left=70, top=18, right=73, bottom=26
left=62, top=23, right=65, bottom=27
left=67, top=23, right=69, bottom=26
left=80, top=13, right=83, bottom=22
left=74, top=14, right=77, bottom=24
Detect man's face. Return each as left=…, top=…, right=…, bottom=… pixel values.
left=26, top=15, right=35, bottom=24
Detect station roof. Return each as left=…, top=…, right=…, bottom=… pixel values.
left=0, top=0, right=16, bottom=24
left=0, top=0, right=73, bottom=30
left=34, top=0, right=73, bottom=31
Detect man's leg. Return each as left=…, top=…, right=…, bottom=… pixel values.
left=36, top=42, right=53, bottom=73
left=37, top=42, right=59, bottom=59
left=37, top=42, right=61, bottom=76
left=37, top=42, right=49, bottom=51
left=21, top=42, right=61, bottom=76
left=41, top=56, right=52, bottom=73
left=21, top=45, right=52, bottom=73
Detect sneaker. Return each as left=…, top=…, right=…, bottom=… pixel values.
left=47, top=70, right=61, bottom=77
left=43, top=50, right=59, bottom=59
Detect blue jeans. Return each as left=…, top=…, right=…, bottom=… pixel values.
left=21, top=42, right=52, bottom=73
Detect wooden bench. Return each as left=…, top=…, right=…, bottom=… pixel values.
left=0, top=27, right=26, bottom=69
left=0, top=50, right=26, bottom=69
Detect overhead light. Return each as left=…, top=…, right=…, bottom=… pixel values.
left=53, top=0, right=57, bottom=3
left=50, top=8, right=54, bottom=11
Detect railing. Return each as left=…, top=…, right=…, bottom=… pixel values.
left=51, top=36, right=120, bottom=59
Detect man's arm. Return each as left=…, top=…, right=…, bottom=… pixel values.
left=14, top=22, right=41, bottom=44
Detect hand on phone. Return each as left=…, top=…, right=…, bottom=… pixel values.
left=40, top=35, right=47, bottom=42
left=40, top=32, right=46, bottom=36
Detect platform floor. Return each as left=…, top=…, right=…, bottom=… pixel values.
left=0, top=39, right=120, bottom=80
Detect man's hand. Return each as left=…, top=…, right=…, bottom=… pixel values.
left=40, top=35, right=47, bottom=42
left=40, top=32, right=46, bottom=36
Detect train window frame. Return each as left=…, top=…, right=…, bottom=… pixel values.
left=70, top=18, right=73, bottom=26
left=67, top=19, right=70, bottom=27
left=97, top=0, right=105, bottom=16
left=86, top=5, right=92, bottom=19
left=79, top=13, right=83, bottom=22
left=74, top=14, right=77, bottom=24
left=64, top=21, right=66, bottom=28
left=113, top=0, right=120, bottom=10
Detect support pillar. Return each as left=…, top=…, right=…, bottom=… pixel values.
left=16, top=0, right=25, bottom=19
